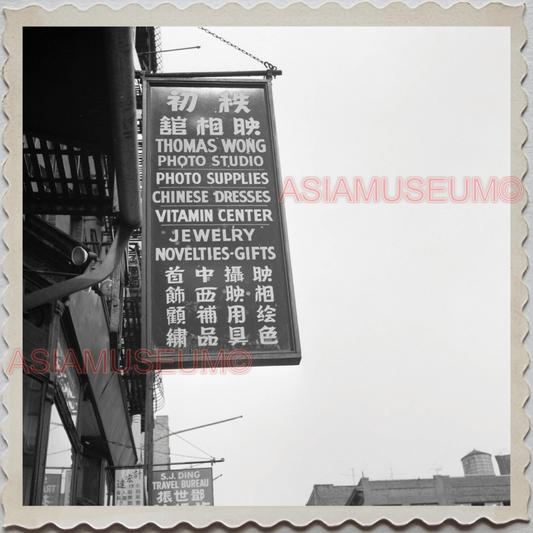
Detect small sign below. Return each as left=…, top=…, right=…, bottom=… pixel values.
left=115, top=467, right=144, bottom=506
left=151, top=468, right=214, bottom=506
left=42, top=473, right=62, bottom=506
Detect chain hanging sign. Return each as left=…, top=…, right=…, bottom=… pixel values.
left=142, top=77, right=300, bottom=369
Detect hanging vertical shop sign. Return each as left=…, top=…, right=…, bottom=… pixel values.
left=151, top=468, right=214, bottom=506
left=114, top=468, right=144, bottom=506
left=142, top=77, right=300, bottom=368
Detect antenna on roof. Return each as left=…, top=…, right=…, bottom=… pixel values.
left=340, top=468, right=357, bottom=484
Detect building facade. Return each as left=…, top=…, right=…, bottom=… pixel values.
left=22, top=27, right=159, bottom=506
left=153, top=415, right=171, bottom=471
left=307, top=451, right=511, bottom=507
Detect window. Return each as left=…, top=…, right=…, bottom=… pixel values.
left=42, top=326, right=82, bottom=506
left=55, top=328, right=80, bottom=427
left=77, top=455, right=102, bottom=505
left=42, top=404, right=75, bottom=505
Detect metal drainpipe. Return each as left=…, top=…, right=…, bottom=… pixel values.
left=23, top=28, right=141, bottom=312
left=104, top=27, right=142, bottom=229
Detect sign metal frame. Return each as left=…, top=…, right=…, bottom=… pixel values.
left=150, top=467, right=214, bottom=507
left=141, top=76, right=301, bottom=369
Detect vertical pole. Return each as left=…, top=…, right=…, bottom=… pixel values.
left=144, top=371, right=154, bottom=505
left=140, top=39, right=152, bottom=506
left=140, top=52, right=151, bottom=506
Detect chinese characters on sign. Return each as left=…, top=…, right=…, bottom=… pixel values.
left=151, top=468, right=214, bottom=506
left=143, top=79, right=300, bottom=367
left=115, top=468, right=144, bottom=506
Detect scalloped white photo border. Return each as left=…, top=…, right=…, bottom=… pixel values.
left=1, top=2, right=528, bottom=529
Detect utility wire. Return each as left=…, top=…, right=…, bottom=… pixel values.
left=153, top=415, right=243, bottom=443
left=175, top=434, right=214, bottom=460
left=46, top=418, right=238, bottom=463
left=168, top=451, right=209, bottom=461
left=138, top=46, right=200, bottom=56
left=46, top=448, right=71, bottom=456
left=44, top=430, right=212, bottom=463
left=154, top=418, right=213, bottom=459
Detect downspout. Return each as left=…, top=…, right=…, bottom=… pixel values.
left=23, top=28, right=141, bottom=312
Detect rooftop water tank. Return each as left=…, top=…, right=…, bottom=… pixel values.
left=495, top=454, right=511, bottom=475
left=461, top=449, right=495, bottom=476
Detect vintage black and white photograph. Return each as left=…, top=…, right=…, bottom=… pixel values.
left=3, top=1, right=529, bottom=529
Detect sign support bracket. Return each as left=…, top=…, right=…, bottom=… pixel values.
left=137, top=69, right=282, bottom=79
left=107, top=458, right=225, bottom=470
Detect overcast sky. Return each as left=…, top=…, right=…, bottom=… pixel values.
left=155, top=26, right=511, bottom=506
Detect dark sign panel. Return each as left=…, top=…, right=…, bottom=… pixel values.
left=142, top=78, right=300, bottom=368
left=42, top=473, right=62, bottom=506
left=151, top=468, right=214, bottom=506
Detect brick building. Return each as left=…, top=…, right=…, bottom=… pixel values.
left=307, top=451, right=510, bottom=506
